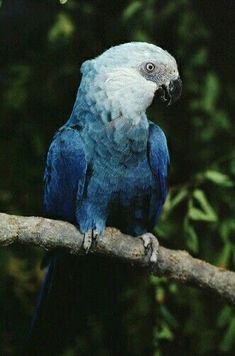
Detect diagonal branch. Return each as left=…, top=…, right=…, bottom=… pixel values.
left=0, top=212, right=235, bottom=305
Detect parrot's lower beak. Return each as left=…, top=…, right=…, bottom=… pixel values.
left=157, top=77, right=182, bottom=106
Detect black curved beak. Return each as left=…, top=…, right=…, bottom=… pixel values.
left=157, top=77, right=182, bottom=106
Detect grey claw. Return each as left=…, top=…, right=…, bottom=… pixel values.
left=92, top=229, right=99, bottom=242
left=140, top=233, right=159, bottom=264
left=83, top=231, right=93, bottom=253
left=83, top=229, right=100, bottom=253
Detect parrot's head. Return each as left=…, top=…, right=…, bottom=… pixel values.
left=80, top=42, right=182, bottom=119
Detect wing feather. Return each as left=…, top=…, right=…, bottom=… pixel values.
left=43, top=126, right=87, bottom=222
left=148, top=122, right=169, bottom=226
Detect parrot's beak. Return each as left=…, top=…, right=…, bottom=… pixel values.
left=157, top=77, right=182, bottom=106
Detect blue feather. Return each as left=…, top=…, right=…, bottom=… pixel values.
left=43, top=126, right=87, bottom=221
left=147, top=122, right=169, bottom=225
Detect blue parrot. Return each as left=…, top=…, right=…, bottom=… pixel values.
left=28, top=42, right=181, bottom=354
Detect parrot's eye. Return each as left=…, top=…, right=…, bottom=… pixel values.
left=145, top=62, right=155, bottom=73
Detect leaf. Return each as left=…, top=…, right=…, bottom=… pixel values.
left=220, top=318, right=235, bottom=352
left=166, top=189, right=188, bottom=213
left=217, top=306, right=232, bottom=328
left=4, top=64, right=30, bottom=109
left=153, top=221, right=173, bottom=239
left=48, top=13, right=74, bottom=43
left=203, top=72, right=220, bottom=113
left=132, top=29, right=151, bottom=42
left=188, top=207, right=212, bottom=222
left=204, top=170, right=233, bottom=187
left=220, top=219, right=235, bottom=242
left=191, top=48, right=208, bottom=67
left=157, top=323, right=174, bottom=341
left=122, top=1, right=142, bottom=21
left=218, top=244, right=232, bottom=268
left=155, top=288, right=165, bottom=304
left=169, top=282, right=178, bottom=294
left=188, top=189, right=217, bottom=222
left=230, top=158, right=235, bottom=175
left=160, top=306, right=179, bottom=328
left=185, top=223, right=199, bottom=253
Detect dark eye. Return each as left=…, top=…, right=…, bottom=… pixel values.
left=145, top=62, right=155, bottom=73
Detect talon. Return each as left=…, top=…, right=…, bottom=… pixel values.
left=140, top=233, right=159, bottom=265
left=92, top=229, right=99, bottom=242
left=83, top=231, right=92, bottom=253
left=83, top=229, right=100, bottom=253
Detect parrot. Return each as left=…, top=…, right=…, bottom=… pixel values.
left=27, top=42, right=182, bottom=355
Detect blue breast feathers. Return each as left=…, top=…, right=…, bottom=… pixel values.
left=43, top=117, right=169, bottom=237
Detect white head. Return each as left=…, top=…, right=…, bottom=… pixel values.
left=79, top=42, right=182, bottom=120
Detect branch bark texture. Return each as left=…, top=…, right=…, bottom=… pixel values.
left=0, top=212, right=235, bottom=305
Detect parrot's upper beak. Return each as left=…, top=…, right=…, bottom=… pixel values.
left=157, top=77, right=182, bottom=106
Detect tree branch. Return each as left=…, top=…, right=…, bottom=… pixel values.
left=0, top=212, right=235, bottom=305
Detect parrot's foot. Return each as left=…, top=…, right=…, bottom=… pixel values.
left=140, top=233, right=159, bottom=265
left=83, top=229, right=99, bottom=253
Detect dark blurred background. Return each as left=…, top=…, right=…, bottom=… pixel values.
left=0, top=0, right=235, bottom=355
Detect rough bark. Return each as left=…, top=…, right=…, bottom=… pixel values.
left=0, top=212, right=235, bottom=305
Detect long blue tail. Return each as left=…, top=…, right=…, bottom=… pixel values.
left=25, top=254, right=153, bottom=355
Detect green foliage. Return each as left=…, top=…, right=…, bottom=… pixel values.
left=48, top=12, right=75, bottom=43
left=0, top=0, right=235, bottom=354
left=204, top=170, right=234, bottom=187
left=122, top=1, right=143, bottom=21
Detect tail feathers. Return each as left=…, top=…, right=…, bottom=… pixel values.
left=25, top=254, right=82, bottom=355
left=25, top=254, right=153, bottom=355
left=29, top=256, right=56, bottom=337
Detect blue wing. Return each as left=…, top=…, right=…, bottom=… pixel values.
left=148, top=122, right=169, bottom=226
left=43, top=126, right=87, bottom=222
